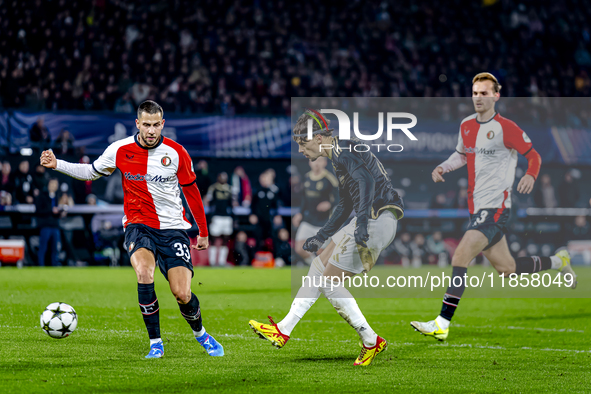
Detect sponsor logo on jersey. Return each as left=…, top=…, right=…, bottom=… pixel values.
left=522, top=132, right=531, bottom=143
left=464, top=147, right=496, bottom=155
left=126, top=154, right=135, bottom=160
left=161, top=156, right=172, bottom=166
left=124, top=172, right=176, bottom=183
left=464, top=128, right=470, bottom=135
left=487, top=131, right=494, bottom=139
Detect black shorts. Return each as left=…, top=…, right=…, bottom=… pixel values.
left=467, top=208, right=510, bottom=251
left=124, top=223, right=193, bottom=281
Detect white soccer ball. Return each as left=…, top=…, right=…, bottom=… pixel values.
left=40, top=302, right=78, bottom=339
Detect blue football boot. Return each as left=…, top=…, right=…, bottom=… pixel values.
left=196, top=332, right=224, bottom=356
left=145, top=341, right=164, bottom=359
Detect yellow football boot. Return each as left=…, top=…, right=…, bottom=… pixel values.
left=248, top=316, right=290, bottom=349
left=353, top=335, right=388, bottom=366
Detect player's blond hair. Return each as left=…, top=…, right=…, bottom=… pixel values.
left=472, top=72, right=502, bottom=93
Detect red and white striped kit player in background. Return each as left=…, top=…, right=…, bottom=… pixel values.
left=453, top=104, right=541, bottom=218
left=410, top=73, right=577, bottom=342
left=40, top=100, right=224, bottom=358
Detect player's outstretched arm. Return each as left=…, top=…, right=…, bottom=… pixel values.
left=40, top=150, right=102, bottom=181
left=433, top=151, right=467, bottom=183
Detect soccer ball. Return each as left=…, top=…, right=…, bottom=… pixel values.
left=40, top=302, right=78, bottom=338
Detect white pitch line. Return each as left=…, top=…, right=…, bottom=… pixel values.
left=423, top=342, right=591, bottom=354
left=379, top=321, right=585, bottom=334
left=452, top=323, right=585, bottom=333
left=3, top=326, right=589, bottom=353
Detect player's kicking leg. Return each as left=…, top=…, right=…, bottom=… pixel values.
left=249, top=251, right=387, bottom=365
left=322, top=262, right=388, bottom=366
left=130, top=248, right=164, bottom=358
left=250, top=212, right=396, bottom=366
left=248, top=244, right=333, bottom=349
left=169, top=266, right=224, bottom=357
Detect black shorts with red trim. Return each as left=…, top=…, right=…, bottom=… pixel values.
left=124, top=223, right=194, bottom=281
left=467, top=208, right=510, bottom=251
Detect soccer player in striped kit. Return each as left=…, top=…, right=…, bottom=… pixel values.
left=411, top=73, right=578, bottom=341
left=40, top=100, right=224, bottom=358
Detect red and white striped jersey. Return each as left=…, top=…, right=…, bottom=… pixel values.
left=92, top=135, right=198, bottom=230
left=456, top=113, right=533, bottom=214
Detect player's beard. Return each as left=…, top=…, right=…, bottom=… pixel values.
left=141, top=133, right=160, bottom=147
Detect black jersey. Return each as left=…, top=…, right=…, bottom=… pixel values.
left=318, top=136, right=404, bottom=239
left=300, top=169, right=338, bottom=227
left=206, top=182, right=233, bottom=216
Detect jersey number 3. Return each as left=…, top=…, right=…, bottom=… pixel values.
left=174, top=242, right=191, bottom=263
left=474, top=210, right=489, bottom=226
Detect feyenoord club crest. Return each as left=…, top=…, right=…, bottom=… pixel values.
left=487, top=131, right=494, bottom=139
left=128, top=242, right=135, bottom=252
left=161, top=156, right=172, bottom=166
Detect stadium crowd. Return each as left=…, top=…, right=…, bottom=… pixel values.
left=1, top=0, right=591, bottom=116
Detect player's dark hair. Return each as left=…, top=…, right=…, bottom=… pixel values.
left=137, top=100, right=164, bottom=119
left=292, top=109, right=333, bottom=144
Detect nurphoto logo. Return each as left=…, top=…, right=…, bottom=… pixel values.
left=307, top=109, right=418, bottom=153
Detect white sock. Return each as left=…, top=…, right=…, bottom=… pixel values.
left=436, top=315, right=450, bottom=330
left=208, top=246, right=218, bottom=266
left=149, top=338, right=162, bottom=345
left=550, top=255, right=562, bottom=270
left=193, top=327, right=206, bottom=338
left=320, top=278, right=377, bottom=347
left=277, top=257, right=323, bottom=336
left=218, top=246, right=229, bottom=266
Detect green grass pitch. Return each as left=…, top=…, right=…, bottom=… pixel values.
left=1, top=267, right=590, bottom=393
